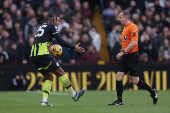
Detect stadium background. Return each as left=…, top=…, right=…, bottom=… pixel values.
left=0, top=0, right=170, bottom=91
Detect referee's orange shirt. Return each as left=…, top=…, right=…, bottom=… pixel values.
left=121, top=23, right=139, bottom=54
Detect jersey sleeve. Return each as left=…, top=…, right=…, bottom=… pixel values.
left=49, top=23, right=75, bottom=49
left=129, top=24, right=138, bottom=41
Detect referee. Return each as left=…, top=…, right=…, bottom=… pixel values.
left=108, top=10, right=158, bottom=105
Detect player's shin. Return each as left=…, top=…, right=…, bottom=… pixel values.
left=59, top=74, right=76, bottom=98
left=42, top=80, right=53, bottom=102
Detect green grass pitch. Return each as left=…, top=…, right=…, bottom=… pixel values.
left=0, top=90, right=169, bottom=113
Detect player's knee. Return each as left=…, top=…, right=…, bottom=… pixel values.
left=48, top=73, right=54, bottom=81
left=116, top=76, right=121, bottom=81
left=53, top=71, right=64, bottom=77
left=43, top=72, right=54, bottom=81
left=131, top=77, right=139, bottom=85
left=116, top=73, right=124, bottom=81
left=52, top=68, right=65, bottom=77
left=51, top=75, right=54, bottom=81
left=59, top=69, right=65, bottom=76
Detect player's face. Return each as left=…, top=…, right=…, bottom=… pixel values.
left=118, top=12, right=126, bottom=25
left=54, top=17, right=60, bottom=27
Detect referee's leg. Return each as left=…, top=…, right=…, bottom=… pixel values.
left=108, top=72, right=125, bottom=105
left=131, top=76, right=158, bottom=104
left=116, top=72, right=125, bottom=101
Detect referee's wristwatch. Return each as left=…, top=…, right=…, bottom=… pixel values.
left=122, top=50, right=126, bottom=53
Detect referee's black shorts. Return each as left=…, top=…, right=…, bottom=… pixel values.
left=32, top=54, right=60, bottom=74
left=117, top=52, right=140, bottom=77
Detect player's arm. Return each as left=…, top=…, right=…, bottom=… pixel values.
left=53, top=33, right=75, bottom=49
left=52, top=29, right=85, bottom=53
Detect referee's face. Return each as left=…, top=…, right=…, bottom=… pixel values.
left=118, top=12, right=126, bottom=26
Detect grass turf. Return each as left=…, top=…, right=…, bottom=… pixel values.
left=0, top=90, right=169, bottom=113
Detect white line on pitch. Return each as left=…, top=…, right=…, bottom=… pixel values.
left=26, top=91, right=68, bottom=95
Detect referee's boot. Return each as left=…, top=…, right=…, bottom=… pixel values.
left=73, top=88, right=85, bottom=102
left=150, top=89, right=158, bottom=104
left=108, top=99, right=123, bottom=105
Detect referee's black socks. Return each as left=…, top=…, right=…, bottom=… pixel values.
left=116, top=81, right=123, bottom=101
left=137, top=80, right=153, bottom=93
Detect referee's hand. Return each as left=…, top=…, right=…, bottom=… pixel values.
left=116, top=52, right=124, bottom=60
left=74, top=43, right=85, bottom=53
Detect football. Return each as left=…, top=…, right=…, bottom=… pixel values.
left=50, top=44, right=62, bottom=58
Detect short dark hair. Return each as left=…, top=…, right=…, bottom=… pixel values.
left=121, top=10, right=131, bottom=19
left=48, top=14, right=58, bottom=22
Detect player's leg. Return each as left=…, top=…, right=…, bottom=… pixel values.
left=131, top=76, right=158, bottom=104
left=52, top=68, right=76, bottom=98
left=52, top=68, right=85, bottom=101
left=32, top=55, right=54, bottom=106
left=40, top=72, right=54, bottom=106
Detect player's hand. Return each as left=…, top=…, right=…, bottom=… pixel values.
left=116, top=52, right=124, bottom=60
left=74, top=43, right=85, bottom=53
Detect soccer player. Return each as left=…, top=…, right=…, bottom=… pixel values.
left=108, top=10, right=158, bottom=105
left=30, top=14, right=85, bottom=106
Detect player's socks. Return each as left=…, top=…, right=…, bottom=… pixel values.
left=69, top=90, right=76, bottom=97
left=116, top=81, right=123, bottom=101
left=59, top=74, right=76, bottom=98
left=42, top=97, right=47, bottom=102
left=137, top=80, right=153, bottom=93
left=42, top=80, right=53, bottom=102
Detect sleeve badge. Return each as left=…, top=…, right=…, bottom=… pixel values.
left=132, top=31, right=136, bottom=36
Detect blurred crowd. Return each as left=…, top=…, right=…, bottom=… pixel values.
left=105, top=0, right=170, bottom=63
left=0, top=0, right=170, bottom=65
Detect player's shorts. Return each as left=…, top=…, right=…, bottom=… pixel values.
left=117, top=52, right=140, bottom=77
left=31, top=54, right=60, bottom=74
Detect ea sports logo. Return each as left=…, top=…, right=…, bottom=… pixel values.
left=124, top=35, right=127, bottom=40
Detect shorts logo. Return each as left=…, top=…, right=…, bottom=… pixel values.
left=124, top=35, right=127, bottom=40
left=56, top=62, right=59, bottom=66
left=132, top=31, right=136, bottom=36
